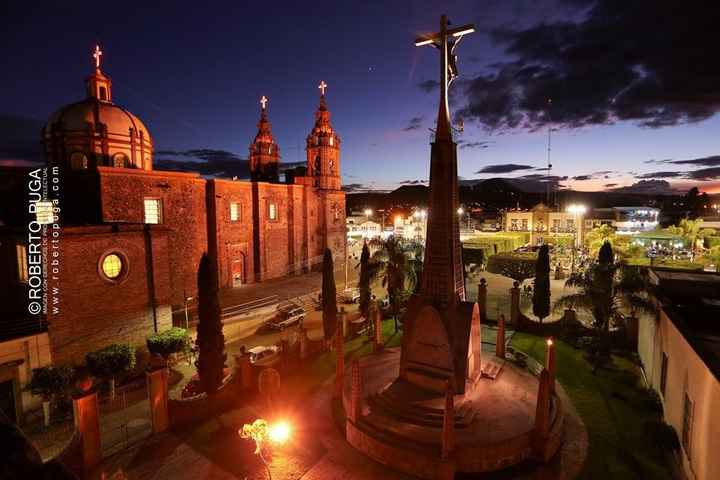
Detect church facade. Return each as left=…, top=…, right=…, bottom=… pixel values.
left=0, top=50, right=345, bottom=366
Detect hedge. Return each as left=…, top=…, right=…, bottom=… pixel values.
left=86, top=344, right=136, bottom=379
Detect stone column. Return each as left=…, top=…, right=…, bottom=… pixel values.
left=477, top=278, right=487, bottom=320
left=373, top=305, right=383, bottom=352
left=510, top=281, right=520, bottom=326
left=146, top=366, right=169, bottom=434
left=299, top=326, right=308, bottom=360
left=73, top=391, right=102, bottom=470
left=334, top=327, right=344, bottom=398
left=237, top=350, right=253, bottom=390
left=441, top=382, right=455, bottom=460
left=533, top=368, right=551, bottom=454
left=545, top=337, right=556, bottom=394
left=350, top=359, right=362, bottom=423
left=496, top=314, right=506, bottom=359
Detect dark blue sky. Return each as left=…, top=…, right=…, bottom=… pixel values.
left=2, top=1, right=719, bottom=194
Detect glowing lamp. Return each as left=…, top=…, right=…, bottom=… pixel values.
left=452, top=27, right=475, bottom=37
left=269, top=420, right=291, bottom=444
left=457, top=207, right=464, bottom=215
left=415, top=38, right=434, bottom=46
left=547, top=338, right=553, bottom=347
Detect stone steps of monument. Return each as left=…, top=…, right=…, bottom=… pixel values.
left=382, top=386, right=475, bottom=421
left=481, top=361, right=503, bottom=380
left=358, top=412, right=441, bottom=455
left=367, top=392, right=474, bottom=429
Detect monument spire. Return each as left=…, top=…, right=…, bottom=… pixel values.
left=414, top=15, right=474, bottom=309
left=249, top=95, right=279, bottom=182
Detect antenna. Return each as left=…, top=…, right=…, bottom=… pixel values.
left=546, top=98, right=553, bottom=208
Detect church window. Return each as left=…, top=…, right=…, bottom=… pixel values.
left=144, top=198, right=163, bottom=224
left=16, top=244, right=28, bottom=283
left=70, top=151, right=88, bottom=169
left=101, top=253, right=123, bottom=279
left=230, top=202, right=241, bottom=222
left=329, top=137, right=334, bottom=146
left=268, top=203, right=278, bottom=220
left=682, top=392, right=694, bottom=458
left=113, top=153, right=129, bottom=168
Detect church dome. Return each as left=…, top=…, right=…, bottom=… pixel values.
left=42, top=47, right=154, bottom=171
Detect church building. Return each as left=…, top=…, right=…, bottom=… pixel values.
left=0, top=47, right=346, bottom=376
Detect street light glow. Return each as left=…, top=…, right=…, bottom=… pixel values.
left=566, top=204, right=587, bottom=214
left=269, top=420, right=291, bottom=444
left=457, top=207, right=464, bottom=215
left=452, top=27, right=475, bottom=37
left=415, top=38, right=434, bottom=46
left=364, top=208, right=372, bottom=217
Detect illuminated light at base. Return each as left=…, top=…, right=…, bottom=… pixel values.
left=269, top=421, right=291, bottom=444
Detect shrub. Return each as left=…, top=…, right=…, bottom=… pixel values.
left=147, top=327, right=190, bottom=359
left=644, top=421, right=680, bottom=452
left=24, top=365, right=73, bottom=400
left=86, top=344, right=136, bottom=381
left=486, top=253, right=536, bottom=283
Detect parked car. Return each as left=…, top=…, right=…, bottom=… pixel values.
left=248, top=345, right=279, bottom=364
left=268, top=304, right=305, bottom=330
left=342, top=288, right=361, bottom=303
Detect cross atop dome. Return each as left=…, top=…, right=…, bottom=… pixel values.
left=93, top=45, right=103, bottom=70
left=318, top=80, right=327, bottom=96
left=260, top=95, right=268, bottom=110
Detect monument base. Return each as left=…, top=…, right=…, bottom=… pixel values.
left=343, top=348, right=565, bottom=479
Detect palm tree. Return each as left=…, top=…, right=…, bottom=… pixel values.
left=367, top=236, right=417, bottom=332
left=665, top=219, right=715, bottom=261
left=554, top=242, right=653, bottom=371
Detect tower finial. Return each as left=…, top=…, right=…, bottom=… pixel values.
left=260, top=95, right=268, bottom=111
left=93, top=44, right=103, bottom=70
left=318, top=80, right=327, bottom=97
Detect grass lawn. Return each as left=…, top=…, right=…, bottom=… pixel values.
left=510, top=332, right=673, bottom=479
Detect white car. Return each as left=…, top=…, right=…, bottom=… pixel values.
left=248, top=345, right=279, bottom=364
left=269, top=305, right=305, bottom=330
left=342, top=288, right=361, bottom=303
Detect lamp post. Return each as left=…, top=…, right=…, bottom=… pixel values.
left=240, top=418, right=292, bottom=480
left=566, top=204, right=587, bottom=272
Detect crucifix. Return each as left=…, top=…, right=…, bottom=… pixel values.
left=415, top=15, right=474, bottom=141
left=93, top=45, right=103, bottom=69
left=260, top=95, right=268, bottom=110
left=318, top=80, right=327, bottom=96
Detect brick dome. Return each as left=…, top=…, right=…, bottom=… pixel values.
left=42, top=60, right=153, bottom=171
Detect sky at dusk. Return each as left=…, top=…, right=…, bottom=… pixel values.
left=1, top=0, right=719, bottom=194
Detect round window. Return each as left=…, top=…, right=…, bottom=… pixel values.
left=101, top=253, right=124, bottom=279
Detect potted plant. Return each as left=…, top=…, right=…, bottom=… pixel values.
left=24, top=365, right=72, bottom=427
left=147, top=327, right=191, bottom=362
left=85, top=344, right=136, bottom=401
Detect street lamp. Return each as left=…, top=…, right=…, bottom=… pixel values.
left=240, top=418, right=292, bottom=480
left=364, top=208, right=372, bottom=220
left=565, top=204, right=587, bottom=272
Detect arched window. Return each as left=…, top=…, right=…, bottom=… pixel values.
left=112, top=153, right=129, bottom=168
left=70, top=152, right=88, bottom=170
left=99, top=86, right=107, bottom=101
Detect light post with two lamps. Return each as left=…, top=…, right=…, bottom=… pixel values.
left=240, top=418, right=292, bottom=480
left=565, top=204, right=587, bottom=272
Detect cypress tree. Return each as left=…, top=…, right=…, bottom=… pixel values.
left=195, top=253, right=226, bottom=394
left=532, top=244, right=551, bottom=323
left=321, top=248, right=338, bottom=341
left=358, top=242, right=371, bottom=320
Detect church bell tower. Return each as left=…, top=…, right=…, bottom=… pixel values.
left=249, top=96, right=280, bottom=182
left=306, top=81, right=341, bottom=190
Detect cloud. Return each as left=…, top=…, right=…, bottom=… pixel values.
left=402, top=116, right=424, bottom=131
left=418, top=80, right=439, bottom=93
left=399, top=179, right=427, bottom=185
left=155, top=148, right=251, bottom=178
left=637, top=167, right=720, bottom=181
left=645, top=155, right=720, bottom=167
left=571, top=175, right=592, bottom=181
left=343, top=183, right=374, bottom=193
left=610, top=179, right=675, bottom=195
left=458, top=140, right=492, bottom=150
left=637, top=171, right=684, bottom=179
left=604, top=183, right=618, bottom=188
left=475, top=163, right=535, bottom=174
left=456, top=1, right=720, bottom=130
left=0, top=114, right=45, bottom=165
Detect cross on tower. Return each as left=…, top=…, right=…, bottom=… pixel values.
left=415, top=15, right=474, bottom=141
left=93, top=45, right=103, bottom=69
left=318, top=80, right=327, bottom=96
left=260, top=95, right=268, bottom=110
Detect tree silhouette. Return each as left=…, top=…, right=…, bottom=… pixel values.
left=532, top=245, right=551, bottom=323
left=195, top=253, right=226, bottom=394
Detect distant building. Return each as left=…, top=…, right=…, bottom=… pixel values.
left=346, top=216, right=382, bottom=240
left=503, top=203, right=582, bottom=245
left=612, top=206, right=660, bottom=234
left=639, top=269, right=720, bottom=480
